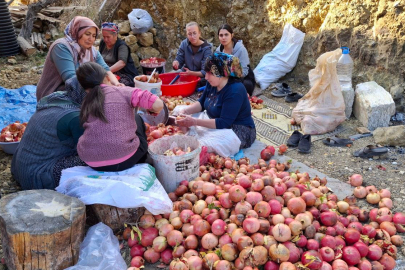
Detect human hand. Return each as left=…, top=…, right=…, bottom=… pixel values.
left=180, top=68, right=193, bottom=76
left=172, top=60, right=179, bottom=70
left=176, top=115, right=197, bottom=127
left=113, top=82, right=125, bottom=87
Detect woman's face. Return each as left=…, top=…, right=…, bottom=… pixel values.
left=186, top=25, right=201, bottom=45
left=78, top=27, right=97, bottom=49
left=219, top=29, right=233, bottom=47
left=102, top=30, right=117, bottom=48
left=205, top=71, right=221, bottom=87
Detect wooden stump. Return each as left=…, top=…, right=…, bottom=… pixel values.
left=0, top=190, right=86, bottom=270
left=91, top=204, right=144, bottom=232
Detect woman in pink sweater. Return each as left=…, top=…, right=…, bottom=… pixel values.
left=76, top=62, right=164, bottom=171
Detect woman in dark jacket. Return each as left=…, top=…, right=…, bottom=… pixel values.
left=99, top=22, right=139, bottom=86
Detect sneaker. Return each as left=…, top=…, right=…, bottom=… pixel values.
left=298, top=134, right=311, bottom=153
left=285, top=92, right=303, bottom=103
left=271, top=83, right=292, bottom=97
left=287, top=130, right=303, bottom=147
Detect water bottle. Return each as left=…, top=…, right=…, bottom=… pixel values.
left=336, top=47, right=354, bottom=91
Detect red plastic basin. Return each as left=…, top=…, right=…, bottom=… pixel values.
left=160, top=73, right=200, bottom=97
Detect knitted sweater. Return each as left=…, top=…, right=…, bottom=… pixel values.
left=77, top=85, right=157, bottom=166
left=36, top=38, right=109, bottom=101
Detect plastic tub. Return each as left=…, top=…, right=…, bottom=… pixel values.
left=140, top=57, right=166, bottom=75
left=160, top=73, right=200, bottom=97
left=0, top=141, right=19, bottom=155
left=134, top=75, right=162, bottom=96
left=148, top=135, right=201, bottom=193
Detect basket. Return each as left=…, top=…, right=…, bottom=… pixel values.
left=148, top=135, right=201, bottom=193
left=0, top=141, right=19, bottom=154
left=160, top=73, right=200, bottom=97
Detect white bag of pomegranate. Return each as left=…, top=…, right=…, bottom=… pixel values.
left=291, top=49, right=346, bottom=135
left=56, top=164, right=173, bottom=215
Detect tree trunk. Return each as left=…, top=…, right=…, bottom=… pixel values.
left=0, top=190, right=86, bottom=270
left=19, top=0, right=60, bottom=40
left=91, top=204, right=144, bottom=232
left=17, top=36, right=36, bottom=56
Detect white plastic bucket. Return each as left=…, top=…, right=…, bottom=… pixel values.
left=134, top=75, right=162, bottom=96
left=148, top=135, right=201, bottom=193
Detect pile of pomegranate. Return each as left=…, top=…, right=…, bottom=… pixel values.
left=161, top=96, right=191, bottom=111
left=134, top=73, right=162, bottom=83
left=124, top=155, right=404, bottom=270
left=249, top=96, right=264, bottom=109
left=145, top=123, right=185, bottom=144
left=0, top=121, right=27, bottom=142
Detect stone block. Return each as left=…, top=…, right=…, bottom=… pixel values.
left=128, top=43, right=139, bottom=53
left=373, top=125, right=405, bottom=146
left=137, top=47, right=160, bottom=60
left=137, top=32, right=154, bottom=47
left=118, top=21, right=131, bottom=35
left=353, top=81, right=395, bottom=131
left=125, top=34, right=137, bottom=45
left=341, top=86, right=354, bottom=119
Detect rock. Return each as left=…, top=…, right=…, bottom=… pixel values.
left=353, top=81, right=395, bottom=131
left=137, top=32, right=154, bottom=47
left=136, top=47, right=160, bottom=60
left=149, top=28, right=157, bottom=36
left=341, top=86, right=354, bottom=119
left=118, top=21, right=131, bottom=35
left=373, top=125, right=405, bottom=146
left=7, top=59, right=17, bottom=65
left=390, top=84, right=403, bottom=100
left=128, top=43, right=139, bottom=53
left=131, top=53, right=140, bottom=67
left=125, top=34, right=137, bottom=45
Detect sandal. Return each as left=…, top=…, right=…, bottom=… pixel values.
left=322, top=136, right=353, bottom=147
left=353, top=145, right=388, bottom=158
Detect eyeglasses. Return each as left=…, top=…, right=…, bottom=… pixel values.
left=187, top=31, right=199, bottom=37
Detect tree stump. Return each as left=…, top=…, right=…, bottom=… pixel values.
left=91, top=204, right=144, bottom=232
left=0, top=190, right=86, bottom=270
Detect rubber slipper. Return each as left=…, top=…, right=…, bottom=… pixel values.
left=322, top=136, right=353, bottom=147
left=298, top=134, right=311, bottom=153
left=353, top=145, right=388, bottom=158
left=287, top=130, right=303, bottom=147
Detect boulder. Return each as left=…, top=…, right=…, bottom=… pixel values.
left=353, top=81, right=395, bottom=131
left=149, top=28, right=157, bottom=36
left=137, top=32, right=154, bottom=47
left=128, top=43, right=139, bottom=53
left=341, top=86, right=354, bottom=119
left=125, top=34, right=137, bottom=45
left=136, top=47, right=160, bottom=60
left=118, top=21, right=131, bottom=35
left=373, top=125, right=405, bottom=146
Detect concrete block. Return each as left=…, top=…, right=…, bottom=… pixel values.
left=341, top=86, right=354, bottom=119
left=353, top=81, right=395, bottom=131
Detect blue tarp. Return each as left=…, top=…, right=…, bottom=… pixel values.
left=0, top=85, right=37, bottom=128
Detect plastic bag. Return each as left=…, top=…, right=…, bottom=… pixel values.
left=56, top=164, right=173, bottom=214
left=254, top=24, right=305, bottom=90
left=128, top=9, right=153, bottom=34
left=65, top=223, right=127, bottom=270
left=291, top=49, right=346, bottom=135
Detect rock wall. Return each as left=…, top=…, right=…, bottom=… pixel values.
left=115, top=0, right=405, bottom=110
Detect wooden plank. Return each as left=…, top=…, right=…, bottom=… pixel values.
left=17, top=36, right=36, bottom=56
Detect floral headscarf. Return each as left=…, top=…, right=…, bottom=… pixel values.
left=64, top=16, right=99, bottom=64
left=101, top=22, right=119, bottom=34
left=204, top=52, right=243, bottom=78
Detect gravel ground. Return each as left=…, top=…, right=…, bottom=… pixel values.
left=0, top=61, right=404, bottom=267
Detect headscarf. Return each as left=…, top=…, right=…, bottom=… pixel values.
left=101, top=22, right=119, bottom=34
left=204, top=52, right=243, bottom=78
left=64, top=16, right=99, bottom=64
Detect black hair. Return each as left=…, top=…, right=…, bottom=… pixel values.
left=217, top=24, right=238, bottom=50
left=76, top=62, right=108, bottom=124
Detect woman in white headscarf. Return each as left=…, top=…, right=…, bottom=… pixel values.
left=36, top=16, right=123, bottom=101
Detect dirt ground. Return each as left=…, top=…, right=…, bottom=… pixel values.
left=0, top=57, right=404, bottom=267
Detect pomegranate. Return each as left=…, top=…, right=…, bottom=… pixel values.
left=301, top=250, right=322, bottom=270
left=221, top=243, right=238, bottom=261
left=342, top=246, right=361, bottom=266
left=188, top=256, right=203, bottom=270
left=379, top=254, right=396, bottom=270
left=201, top=233, right=219, bottom=250
left=320, top=211, right=338, bottom=226
left=269, top=243, right=290, bottom=263
left=243, top=218, right=260, bottom=234
left=141, top=227, right=158, bottom=247
left=229, top=185, right=247, bottom=202
left=367, top=244, right=382, bottom=261
left=130, top=256, right=144, bottom=268
left=272, top=223, right=291, bottom=242
left=170, top=259, right=188, bottom=270
left=144, top=248, right=160, bottom=263
left=348, top=174, right=363, bottom=187
left=319, top=247, right=334, bottom=262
